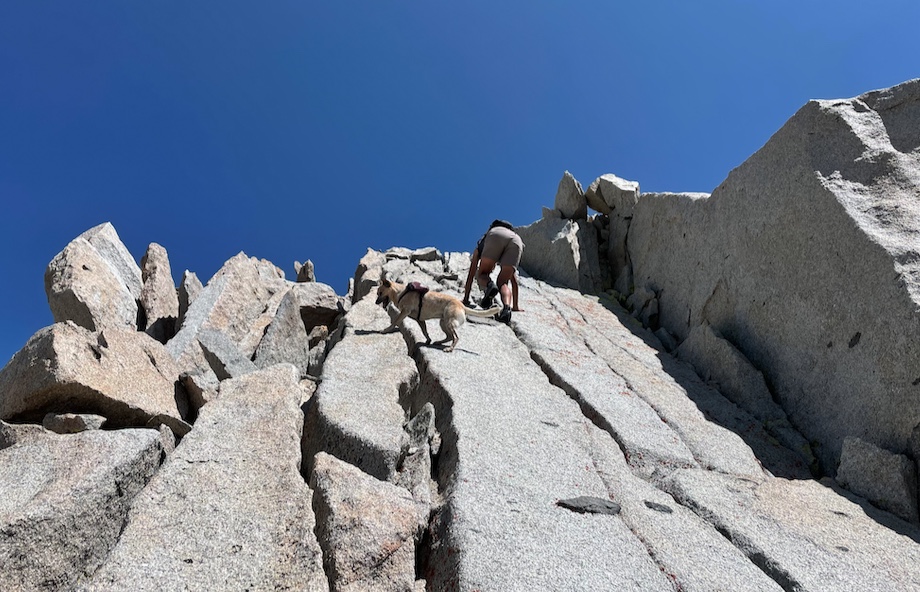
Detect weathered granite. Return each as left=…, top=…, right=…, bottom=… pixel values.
left=177, top=269, right=203, bottom=327
left=311, top=452, right=420, bottom=592
left=78, top=222, right=144, bottom=299
left=512, top=278, right=700, bottom=476
left=0, top=322, right=186, bottom=431
left=167, top=253, right=288, bottom=377
left=585, top=173, right=640, bottom=217
left=586, top=173, right=640, bottom=292
left=139, top=242, right=179, bottom=344
left=353, top=248, right=387, bottom=303
left=519, top=278, right=806, bottom=480
left=677, top=322, right=815, bottom=468
left=554, top=170, right=587, bottom=220
left=295, top=259, right=316, bottom=282
left=664, top=468, right=920, bottom=591
left=44, top=237, right=138, bottom=332
left=303, top=294, right=418, bottom=482
left=515, top=216, right=602, bottom=293
left=408, top=315, right=675, bottom=591
left=585, top=422, right=785, bottom=591
left=365, top=256, right=674, bottom=590
left=410, top=247, right=440, bottom=262
left=197, top=327, right=258, bottom=380
left=0, top=425, right=164, bottom=591
left=42, top=412, right=106, bottom=433
left=179, top=369, right=220, bottom=412
left=80, top=364, right=327, bottom=591
left=627, top=79, right=920, bottom=473
left=836, top=436, right=919, bottom=523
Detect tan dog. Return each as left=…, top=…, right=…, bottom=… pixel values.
left=376, top=279, right=501, bottom=352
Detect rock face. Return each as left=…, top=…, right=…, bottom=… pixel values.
left=0, top=424, right=164, bottom=591
left=625, top=79, right=920, bottom=475
left=80, top=364, right=328, bottom=591
left=3, top=79, right=920, bottom=591
left=515, top=216, right=602, bottom=293
left=253, top=282, right=341, bottom=378
left=44, top=237, right=139, bottom=332
left=554, top=170, right=587, bottom=220
left=139, top=242, right=179, bottom=343
left=166, top=252, right=291, bottom=379
left=311, top=452, right=420, bottom=592
left=836, top=436, right=919, bottom=523
left=78, top=222, right=144, bottom=299
left=586, top=173, right=640, bottom=293
left=177, top=269, right=202, bottom=326
left=0, top=322, right=187, bottom=431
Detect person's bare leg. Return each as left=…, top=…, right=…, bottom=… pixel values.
left=496, top=266, right=515, bottom=307
left=477, top=258, right=496, bottom=290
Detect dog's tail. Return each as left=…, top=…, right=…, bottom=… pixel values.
left=465, top=305, right=502, bottom=318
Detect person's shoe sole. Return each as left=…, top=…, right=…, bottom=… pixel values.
left=480, top=285, right=499, bottom=309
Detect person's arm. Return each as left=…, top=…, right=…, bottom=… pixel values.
left=462, top=249, right=480, bottom=306
left=511, top=272, right=522, bottom=311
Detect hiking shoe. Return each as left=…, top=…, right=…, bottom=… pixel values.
left=497, top=305, right=512, bottom=324
left=480, top=282, right=499, bottom=309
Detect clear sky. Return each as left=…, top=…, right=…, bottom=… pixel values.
left=1, top=1, right=917, bottom=365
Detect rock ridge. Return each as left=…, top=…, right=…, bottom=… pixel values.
left=2, top=79, right=920, bottom=590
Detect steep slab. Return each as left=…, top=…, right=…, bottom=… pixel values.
left=584, top=422, right=784, bottom=591
left=511, top=278, right=699, bottom=475
left=664, top=468, right=920, bottom=591
left=0, top=425, right=163, bottom=591
left=80, top=364, right=327, bottom=591
left=520, top=279, right=809, bottom=479
left=371, top=253, right=669, bottom=589
left=628, top=79, right=920, bottom=471
left=412, top=320, right=672, bottom=591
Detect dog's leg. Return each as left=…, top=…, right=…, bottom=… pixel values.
left=384, top=309, right=410, bottom=334
left=433, top=316, right=451, bottom=346
left=439, top=316, right=460, bottom=353
left=415, top=319, right=432, bottom=344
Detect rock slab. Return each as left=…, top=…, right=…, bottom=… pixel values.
left=80, top=364, right=328, bottom=591
left=0, top=425, right=164, bottom=592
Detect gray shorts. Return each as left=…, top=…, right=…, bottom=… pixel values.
left=480, top=226, right=523, bottom=267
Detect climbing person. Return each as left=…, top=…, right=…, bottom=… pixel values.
left=462, top=219, right=524, bottom=323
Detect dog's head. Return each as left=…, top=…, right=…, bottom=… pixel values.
left=375, top=279, right=397, bottom=309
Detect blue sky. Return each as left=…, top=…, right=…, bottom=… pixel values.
left=1, top=1, right=917, bottom=364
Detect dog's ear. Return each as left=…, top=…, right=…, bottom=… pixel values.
left=381, top=278, right=392, bottom=288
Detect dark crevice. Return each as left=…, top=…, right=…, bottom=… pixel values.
left=301, top=284, right=443, bottom=589
left=670, top=487, right=803, bottom=592
left=527, top=348, right=635, bottom=466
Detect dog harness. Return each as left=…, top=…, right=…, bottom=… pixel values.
left=398, top=282, right=429, bottom=321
